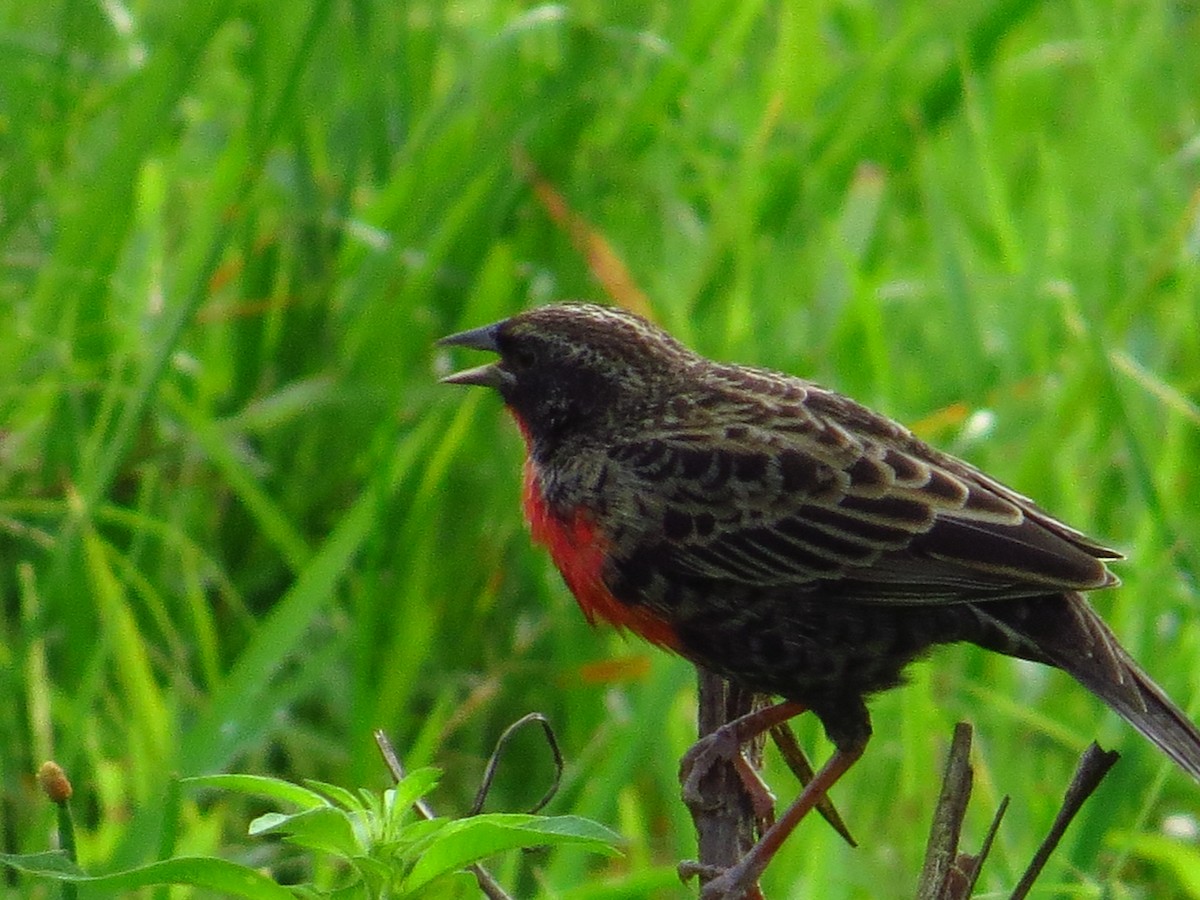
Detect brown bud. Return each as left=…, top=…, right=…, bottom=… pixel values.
left=38, top=761, right=73, bottom=804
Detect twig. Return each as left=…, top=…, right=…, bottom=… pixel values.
left=916, top=724, right=1012, bottom=900
left=950, top=796, right=1008, bottom=900
left=686, top=669, right=763, bottom=896
left=1009, top=743, right=1119, bottom=900
left=469, top=712, right=563, bottom=815
left=917, top=723, right=977, bottom=900
left=916, top=726, right=1119, bottom=900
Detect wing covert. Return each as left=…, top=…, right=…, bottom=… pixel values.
left=610, top=407, right=1117, bottom=604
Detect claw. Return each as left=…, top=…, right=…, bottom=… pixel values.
left=678, top=859, right=724, bottom=883
left=680, top=721, right=746, bottom=811
left=681, top=860, right=766, bottom=900
left=732, top=754, right=777, bottom=825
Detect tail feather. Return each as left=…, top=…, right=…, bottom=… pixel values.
left=982, top=592, right=1200, bottom=782
left=1069, top=646, right=1200, bottom=782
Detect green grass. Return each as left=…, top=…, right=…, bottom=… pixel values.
left=2, top=0, right=1199, bottom=896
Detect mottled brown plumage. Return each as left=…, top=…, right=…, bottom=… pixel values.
left=442, top=302, right=1200, bottom=895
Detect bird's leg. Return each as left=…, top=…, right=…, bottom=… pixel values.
left=680, top=700, right=806, bottom=811
left=698, top=742, right=865, bottom=900
left=769, top=723, right=856, bottom=847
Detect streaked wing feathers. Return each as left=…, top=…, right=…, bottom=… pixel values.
left=614, top=401, right=1118, bottom=604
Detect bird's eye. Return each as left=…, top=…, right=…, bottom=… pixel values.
left=510, top=346, right=538, bottom=371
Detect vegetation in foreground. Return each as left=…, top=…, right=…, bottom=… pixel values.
left=2, top=1, right=1199, bottom=896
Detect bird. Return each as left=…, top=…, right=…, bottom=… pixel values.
left=439, top=301, right=1200, bottom=898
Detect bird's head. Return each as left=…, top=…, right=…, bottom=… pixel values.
left=440, top=303, right=695, bottom=457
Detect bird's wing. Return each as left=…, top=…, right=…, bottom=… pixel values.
left=609, top=386, right=1119, bottom=604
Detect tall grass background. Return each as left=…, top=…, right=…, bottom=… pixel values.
left=2, top=0, right=1199, bottom=896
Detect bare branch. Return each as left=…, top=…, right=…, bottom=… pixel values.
left=917, top=722, right=976, bottom=900
left=470, top=712, right=563, bottom=816
left=1010, top=743, right=1119, bottom=900
left=686, top=669, right=763, bottom=895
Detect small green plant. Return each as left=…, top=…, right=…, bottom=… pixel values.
left=188, top=768, right=621, bottom=897
left=1, top=758, right=620, bottom=899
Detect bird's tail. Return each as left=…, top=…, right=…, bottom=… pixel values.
left=983, top=592, right=1200, bottom=782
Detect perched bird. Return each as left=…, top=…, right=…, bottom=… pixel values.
left=440, top=302, right=1200, bottom=897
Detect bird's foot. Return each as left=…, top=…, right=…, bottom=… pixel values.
left=686, top=744, right=867, bottom=898
left=680, top=734, right=777, bottom=822
left=679, top=700, right=804, bottom=814
left=679, top=722, right=744, bottom=810
left=678, top=859, right=764, bottom=900
left=677, top=859, right=721, bottom=882
left=698, top=865, right=757, bottom=900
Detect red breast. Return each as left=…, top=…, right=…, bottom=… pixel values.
left=514, top=420, right=681, bottom=652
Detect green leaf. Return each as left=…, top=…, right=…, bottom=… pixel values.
left=249, top=806, right=362, bottom=858
left=0, top=851, right=86, bottom=878
left=515, top=815, right=626, bottom=845
left=402, top=814, right=622, bottom=893
left=391, top=817, right=448, bottom=848
left=303, top=778, right=364, bottom=812
left=184, top=773, right=331, bottom=811
left=349, top=854, right=391, bottom=888
left=0, top=851, right=294, bottom=899
left=342, top=768, right=446, bottom=846
left=386, top=768, right=442, bottom=818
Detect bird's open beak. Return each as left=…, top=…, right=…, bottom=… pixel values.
left=438, top=321, right=514, bottom=389
left=439, top=322, right=501, bottom=353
